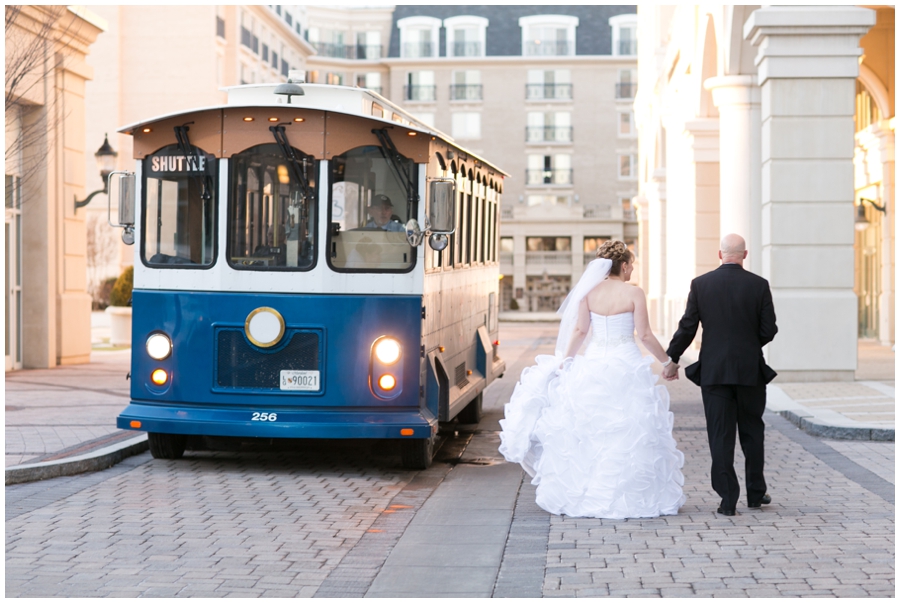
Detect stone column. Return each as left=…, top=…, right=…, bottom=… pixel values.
left=705, top=75, right=762, bottom=273
left=745, top=6, right=876, bottom=381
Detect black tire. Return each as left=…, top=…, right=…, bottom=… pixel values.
left=400, top=436, right=434, bottom=470
left=456, top=392, right=483, bottom=424
left=147, top=432, right=187, bottom=460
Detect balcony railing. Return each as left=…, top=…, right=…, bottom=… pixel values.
left=356, top=44, right=382, bottom=60
left=525, top=83, right=573, bottom=101
left=404, top=85, right=436, bottom=102
left=623, top=208, right=636, bottom=221
left=616, top=82, right=637, bottom=99
left=526, top=126, right=572, bottom=143
left=402, top=41, right=434, bottom=58
left=452, top=41, right=483, bottom=57
left=524, top=40, right=571, bottom=56
left=450, top=84, right=483, bottom=101
left=500, top=251, right=514, bottom=265
left=526, top=169, right=572, bottom=186
left=583, top=204, right=612, bottom=219
left=313, top=42, right=383, bottom=60
left=525, top=251, right=571, bottom=265
left=618, top=39, right=637, bottom=56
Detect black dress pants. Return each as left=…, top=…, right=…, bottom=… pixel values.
left=700, top=383, right=767, bottom=510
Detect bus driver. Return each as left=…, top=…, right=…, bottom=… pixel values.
left=365, top=194, right=405, bottom=232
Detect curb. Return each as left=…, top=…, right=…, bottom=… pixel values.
left=5, top=434, right=149, bottom=485
left=776, top=409, right=894, bottom=442
left=767, top=384, right=894, bottom=441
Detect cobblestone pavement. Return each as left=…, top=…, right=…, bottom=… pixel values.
left=5, top=323, right=895, bottom=597
left=5, top=349, right=131, bottom=467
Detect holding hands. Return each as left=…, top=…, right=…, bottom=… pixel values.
left=661, top=357, right=680, bottom=381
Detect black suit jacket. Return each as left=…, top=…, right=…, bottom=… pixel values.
left=667, top=264, right=778, bottom=387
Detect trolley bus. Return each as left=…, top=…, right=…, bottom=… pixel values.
left=110, top=81, right=507, bottom=468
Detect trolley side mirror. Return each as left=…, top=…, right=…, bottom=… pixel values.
left=108, top=171, right=135, bottom=228
left=428, top=179, right=456, bottom=235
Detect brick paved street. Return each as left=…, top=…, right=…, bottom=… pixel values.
left=6, top=323, right=895, bottom=597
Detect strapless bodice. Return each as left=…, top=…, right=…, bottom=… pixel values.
left=585, top=312, right=639, bottom=360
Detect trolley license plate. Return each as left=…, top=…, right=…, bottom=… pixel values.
left=280, top=370, right=320, bottom=391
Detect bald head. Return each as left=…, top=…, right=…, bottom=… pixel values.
left=719, top=234, right=747, bottom=265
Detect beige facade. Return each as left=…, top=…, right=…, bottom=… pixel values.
left=304, top=7, right=639, bottom=311
left=635, top=6, right=893, bottom=382
left=82, top=5, right=315, bottom=293
left=6, top=5, right=104, bottom=370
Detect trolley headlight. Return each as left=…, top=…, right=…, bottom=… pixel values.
left=146, top=333, right=172, bottom=360
left=373, top=337, right=401, bottom=365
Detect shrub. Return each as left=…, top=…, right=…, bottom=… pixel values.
left=509, top=298, right=519, bottom=310
left=93, top=276, right=119, bottom=310
left=109, top=266, right=134, bottom=307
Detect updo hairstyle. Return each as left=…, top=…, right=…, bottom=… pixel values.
left=596, top=240, right=633, bottom=276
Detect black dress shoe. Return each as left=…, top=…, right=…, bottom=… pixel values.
left=748, top=494, right=772, bottom=508
left=716, top=506, right=736, bottom=516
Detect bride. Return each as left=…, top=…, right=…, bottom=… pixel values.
left=499, top=240, right=686, bottom=519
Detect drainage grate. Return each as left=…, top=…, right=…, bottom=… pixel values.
left=455, top=362, right=469, bottom=388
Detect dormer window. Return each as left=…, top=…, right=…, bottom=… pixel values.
left=519, top=15, right=578, bottom=57
left=609, top=14, right=638, bottom=56
left=444, top=15, right=488, bottom=58
left=398, top=16, right=441, bottom=59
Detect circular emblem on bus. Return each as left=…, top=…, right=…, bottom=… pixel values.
left=244, top=307, right=285, bottom=348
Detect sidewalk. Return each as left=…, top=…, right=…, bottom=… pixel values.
left=4, top=316, right=894, bottom=483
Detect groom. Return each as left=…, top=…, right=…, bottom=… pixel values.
left=662, top=234, right=778, bottom=516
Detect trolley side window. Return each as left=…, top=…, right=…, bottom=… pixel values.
left=227, top=143, right=318, bottom=271
left=142, top=145, right=217, bottom=268
left=328, top=145, right=416, bottom=273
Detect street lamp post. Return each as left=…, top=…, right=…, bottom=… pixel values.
left=74, top=134, right=118, bottom=212
left=854, top=197, right=887, bottom=231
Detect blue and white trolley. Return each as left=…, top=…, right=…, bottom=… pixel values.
left=110, top=82, right=507, bottom=468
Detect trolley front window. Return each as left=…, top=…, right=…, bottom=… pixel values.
left=142, top=145, right=217, bottom=267
left=328, top=145, right=416, bottom=272
left=228, top=143, right=318, bottom=271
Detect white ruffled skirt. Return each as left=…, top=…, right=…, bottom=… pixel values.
left=499, top=350, right=686, bottom=519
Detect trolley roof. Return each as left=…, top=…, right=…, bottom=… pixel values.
left=118, top=83, right=509, bottom=177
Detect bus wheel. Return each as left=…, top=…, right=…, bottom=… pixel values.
left=457, top=392, right=483, bottom=424
left=148, top=433, right=187, bottom=460
left=400, top=436, right=434, bottom=470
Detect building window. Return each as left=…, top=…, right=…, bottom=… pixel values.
left=519, top=15, right=578, bottom=57
left=405, top=71, right=436, bottom=102
left=620, top=196, right=636, bottom=220
left=308, top=28, right=352, bottom=59
left=616, top=68, right=636, bottom=99
left=261, top=43, right=269, bottom=63
left=240, top=12, right=258, bottom=54
left=410, top=112, right=435, bottom=127
left=450, top=70, right=482, bottom=101
left=526, top=69, right=572, bottom=100
left=216, top=15, right=225, bottom=39
left=325, top=72, right=344, bottom=86
left=500, top=237, right=514, bottom=252
left=398, top=16, right=440, bottom=58
left=609, top=14, right=638, bottom=56
left=526, top=237, right=571, bottom=252
left=356, top=72, right=382, bottom=94
left=526, top=112, right=572, bottom=143
left=356, top=31, right=382, bottom=60
left=271, top=50, right=279, bottom=70
left=444, top=15, right=488, bottom=57
left=527, top=154, right=572, bottom=185
left=452, top=112, right=481, bottom=140
left=618, top=110, right=634, bottom=136
left=618, top=154, right=637, bottom=179
left=583, top=237, right=611, bottom=257
left=285, top=12, right=293, bottom=27
left=281, top=58, right=290, bottom=78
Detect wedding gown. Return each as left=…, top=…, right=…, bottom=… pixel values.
left=499, top=311, right=686, bottom=519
